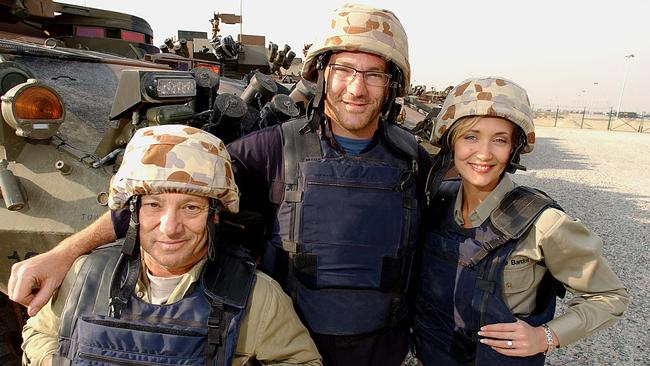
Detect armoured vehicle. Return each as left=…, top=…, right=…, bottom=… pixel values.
left=0, top=1, right=308, bottom=364
left=0, top=2, right=168, bottom=363
left=1, top=0, right=159, bottom=57
left=0, top=2, right=434, bottom=364
left=396, top=85, right=453, bottom=155
left=155, top=11, right=304, bottom=81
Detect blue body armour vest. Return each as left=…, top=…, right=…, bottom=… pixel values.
left=262, top=120, right=421, bottom=336
left=414, top=181, right=564, bottom=366
left=54, top=242, right=255, bottom=366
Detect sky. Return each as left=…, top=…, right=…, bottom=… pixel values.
left=64, top=0, right=650, bottom=113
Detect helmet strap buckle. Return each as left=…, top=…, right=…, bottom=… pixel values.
left=316, top=53, right=325, bottom=70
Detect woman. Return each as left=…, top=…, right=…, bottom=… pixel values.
left=413, top=77, right=628, bottom=365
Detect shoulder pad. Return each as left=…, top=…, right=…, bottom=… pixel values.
left=426, top=178, right=460, bottom=218
left=490, top=186, right=563, bottom=240
left=281, top=117, right=322, bottom=186
left=439, top=179, right=461, bottom=199
left=201, top=248, right=256, bottom=309
left=58, top=241, right=123, bottom=357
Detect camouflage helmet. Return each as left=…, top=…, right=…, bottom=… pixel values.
left=301, top=3, right=410, bottom=96
left=108, top=125, right=239, bottom=213
left=432, top=77, right=535, bottom=153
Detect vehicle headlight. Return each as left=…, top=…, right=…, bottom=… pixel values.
left=154, top=78, right=196, bottom=98
left=143, top=73, right=196, bottom=100
left=1, top=79, right=65, bottom=140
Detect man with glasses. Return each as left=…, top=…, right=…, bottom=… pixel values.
left=227, top=5, right=431, bottom=364
left=10, top=4, right=433, bottom=365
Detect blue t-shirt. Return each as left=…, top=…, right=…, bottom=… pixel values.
left=334, top=135, right=372, bottom=156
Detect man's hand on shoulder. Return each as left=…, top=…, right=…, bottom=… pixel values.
left=9, top=211, right=116, bottom=316
left=8, top=247, right=75, bottom=316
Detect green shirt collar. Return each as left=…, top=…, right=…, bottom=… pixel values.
left=454, top=174, right=516, bottom=227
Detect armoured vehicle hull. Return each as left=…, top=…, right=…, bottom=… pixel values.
left=0, top=0, right=159, bottom=58
left=0, top=39, right=295, bottom=366
left=0, top=45, right=275, bottom=292
left=0, top=0, right=304, bottom=296
left=0, top=7, right=172, bottom=364
left=0, top=42, right=170, bottom=296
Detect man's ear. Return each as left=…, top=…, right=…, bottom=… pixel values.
left=213, top=212, right=219, bottom=225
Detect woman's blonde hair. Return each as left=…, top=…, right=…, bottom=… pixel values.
left=446, top=115, right=483, bottom=148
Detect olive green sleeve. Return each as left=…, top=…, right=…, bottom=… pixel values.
left=21, top=257, right=87, bottom=366
left=234, top=271, right=322, bottom=366
left=21, top=298, right=59, bottom=366
left=536, top=208, right=629, bottom=347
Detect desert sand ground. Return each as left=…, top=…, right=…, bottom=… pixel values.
left=513, top=126, right=649, bottom=365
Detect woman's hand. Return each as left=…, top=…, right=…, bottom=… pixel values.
left=477, top=319, right=555, bottom=357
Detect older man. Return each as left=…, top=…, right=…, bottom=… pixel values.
left=12, top=4, right=433, bottom=365
left=21, top=125, right=321, bottom=366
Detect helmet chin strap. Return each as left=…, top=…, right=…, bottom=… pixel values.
left=206, top=199, right=220, bottom=261
left=300, top=53, right=328, bottom=135
left=381, top=65, right=402, bottom=123
left=506, top=130, right=528, bottom=174
left=120, top=196, right=141, bottom=257
left=109, top=195, right=142, bottom=318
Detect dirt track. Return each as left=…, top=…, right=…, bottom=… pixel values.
left=514, top=126, right=649, bottom=365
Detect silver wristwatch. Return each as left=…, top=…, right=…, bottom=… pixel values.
left=541, top=323, right=555, bottom=355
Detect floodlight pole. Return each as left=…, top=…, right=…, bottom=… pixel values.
left=615, top=54, right=635, bottom=119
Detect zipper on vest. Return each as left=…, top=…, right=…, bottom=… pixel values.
left=85, top=318, right=205, bottom=337
left=307, top=181, right=397, bottom=191
left=77, top=352, right=180, bottom=366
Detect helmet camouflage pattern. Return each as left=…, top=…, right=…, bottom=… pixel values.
left=301, top=3, right=410, bottom=96
left=109, top=125, right=239, bottom=213
left=432, top=77, right=535, bottom=153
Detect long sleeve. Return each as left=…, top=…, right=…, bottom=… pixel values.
left=227, top=126, right=284, bottom=209
left=21, top=257, right=89, bottom=366
left=533, top=208, right=629, bottom=346
left=455, top=176, right=628, bottom=348
left=22, top=298, right=59, bottom=366
left=235, top=272, right=322, bottom=366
